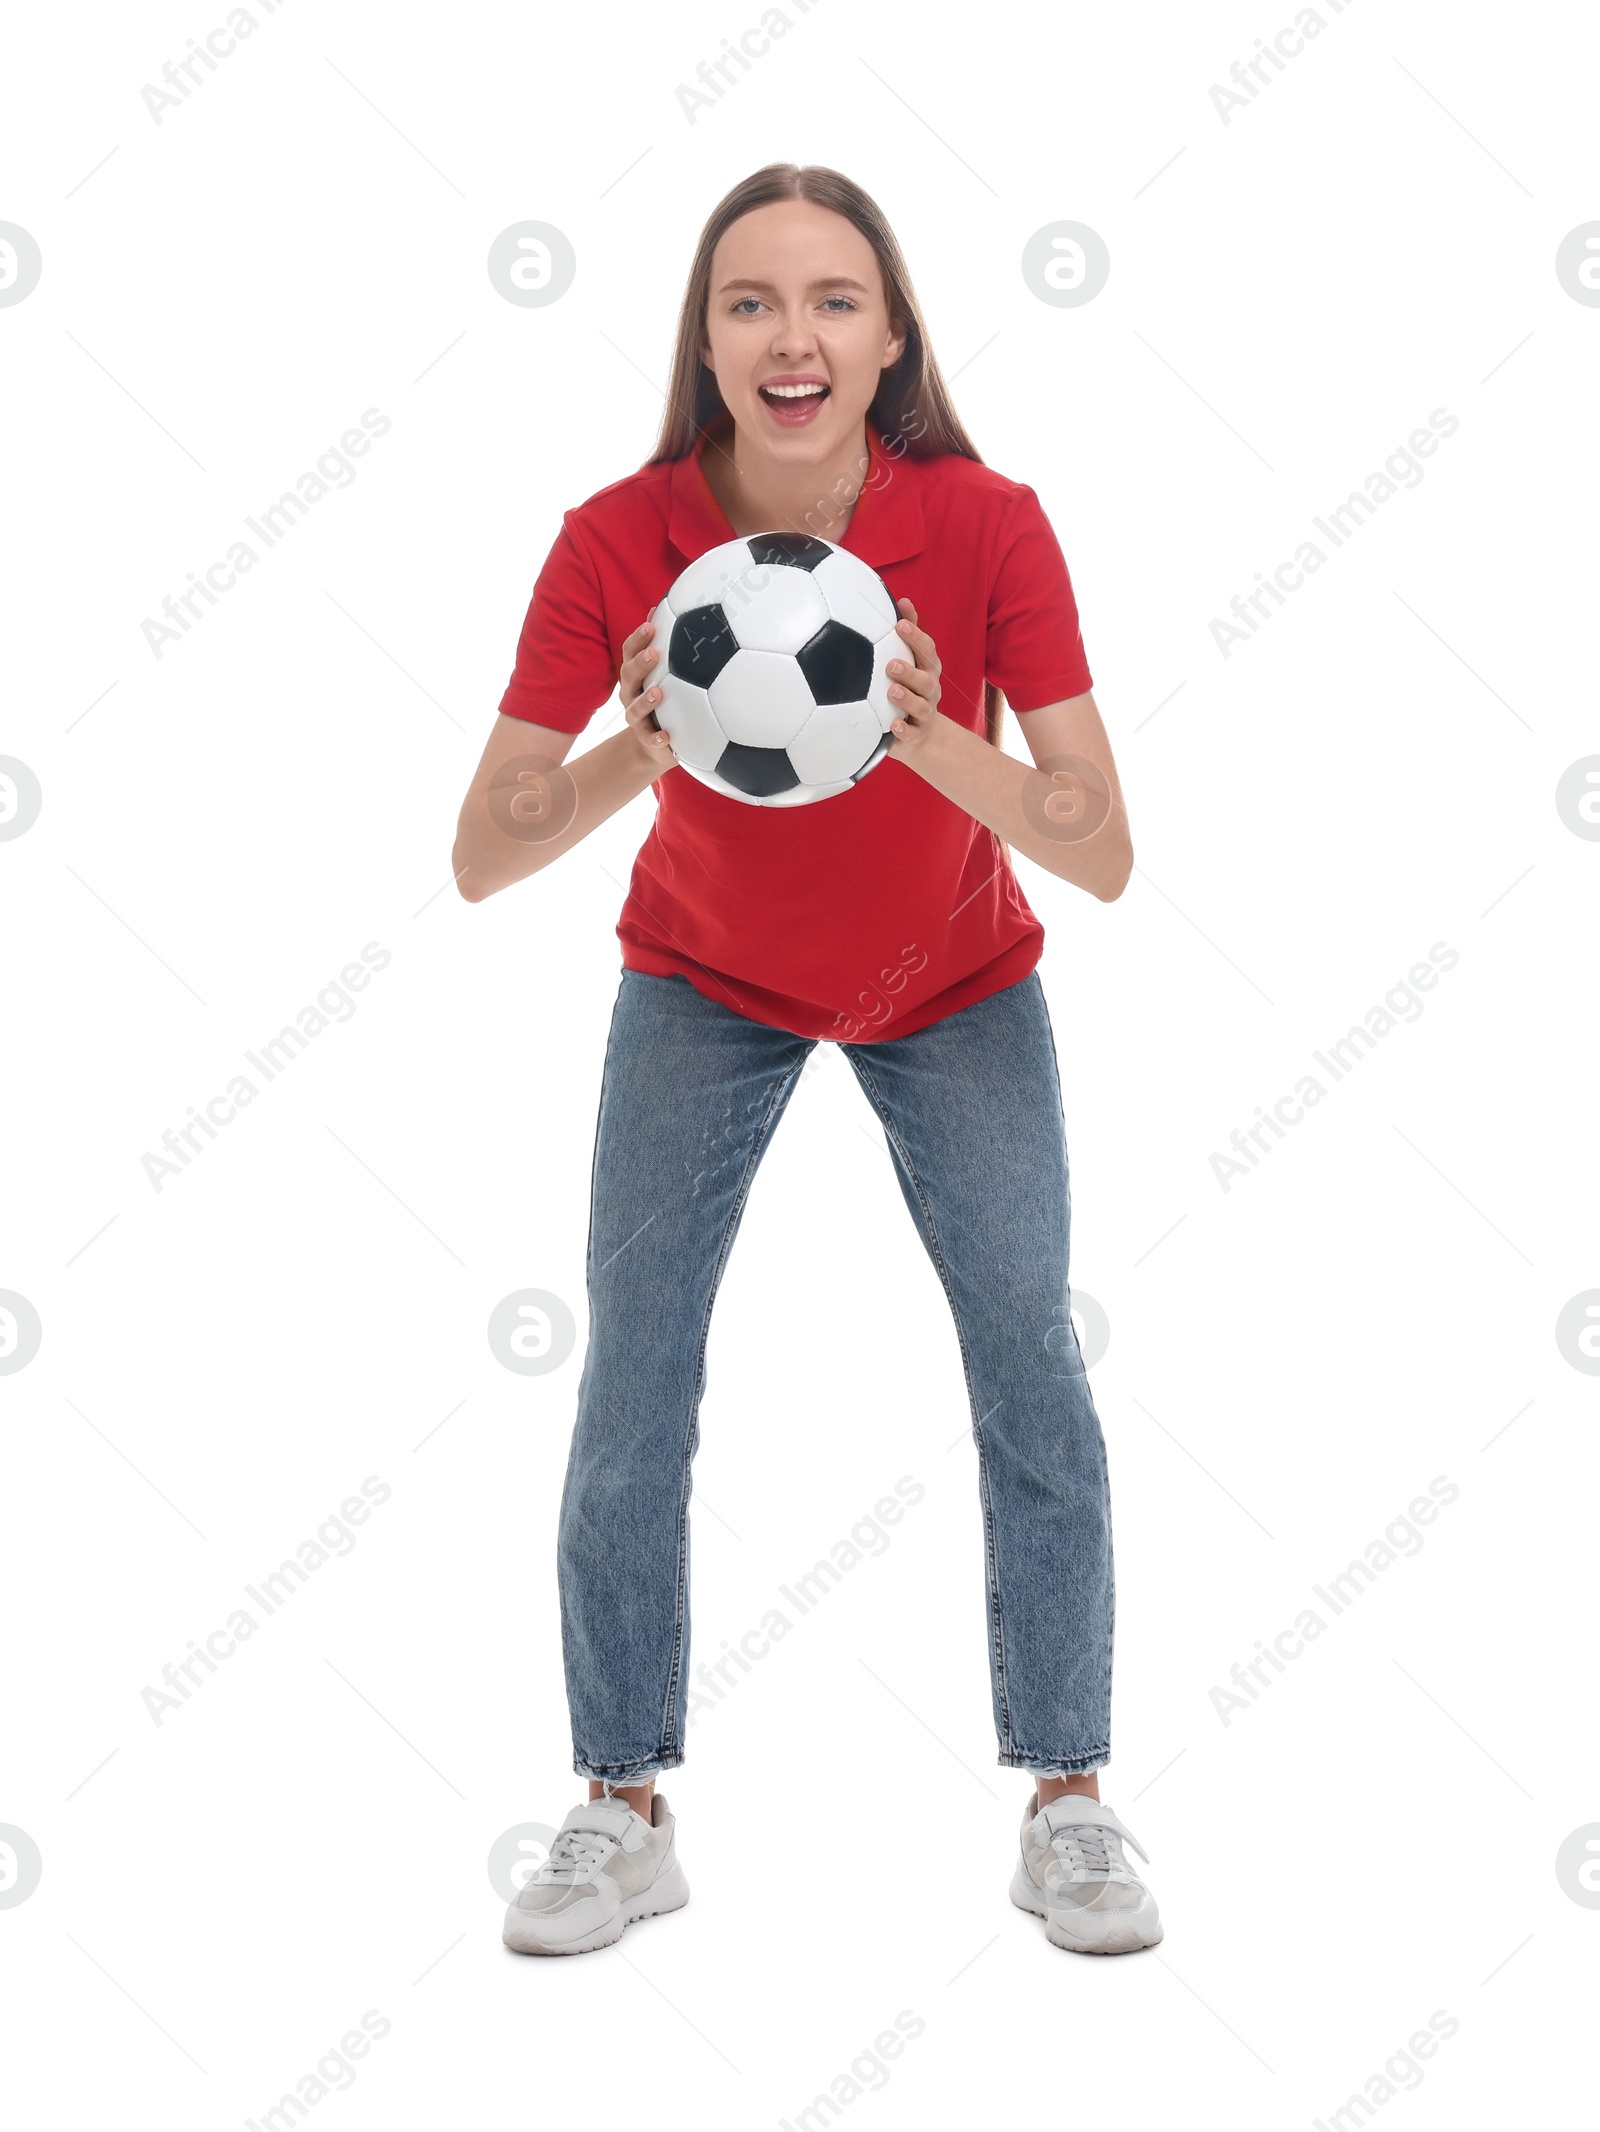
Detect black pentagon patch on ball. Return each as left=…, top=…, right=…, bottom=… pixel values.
left=796, top=619, right=874, bottom=705
left=669, top=604, right=739, bottom=688
left=716, top=743, right=801, bottom=798
left=746, top=533, right=832, bottom=572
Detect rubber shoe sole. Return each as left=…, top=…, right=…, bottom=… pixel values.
left=504, top=1858, right=691, bottom=1957
left=1009, top=1863, right=1164, bottom=1955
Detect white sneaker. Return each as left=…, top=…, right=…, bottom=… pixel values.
left=502, top=1793, right=689, bottom=1956
left=1010, top=1791, right=1164, bottom=1955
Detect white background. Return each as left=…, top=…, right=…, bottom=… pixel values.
left=2, top=0, right=1596, bottom=2124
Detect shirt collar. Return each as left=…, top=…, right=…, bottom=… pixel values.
left=666, top=417, right=926, bottom=567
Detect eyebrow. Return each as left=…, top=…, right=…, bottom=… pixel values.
left=714, top=276, right=872, bottom=295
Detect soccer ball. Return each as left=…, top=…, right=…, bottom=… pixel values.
left=647, top=533, right=902, bottom=806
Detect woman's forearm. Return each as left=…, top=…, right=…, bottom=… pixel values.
left=454, top=724, right=666, bottom=902
left=909, top=713, right=1133, bottom=901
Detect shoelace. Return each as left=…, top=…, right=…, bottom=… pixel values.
left=1049, top=1824, right=1133, bottom=1882
left=534, top=1825, right=616, bottom=1884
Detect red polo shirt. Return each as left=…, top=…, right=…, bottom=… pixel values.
left=497, top=419, right=1093, bottom=1042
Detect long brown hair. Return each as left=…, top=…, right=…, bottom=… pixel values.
left=648, top=162, right=1009, bottom=779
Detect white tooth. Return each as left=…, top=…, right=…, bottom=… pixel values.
left=766, top=383, right=825, bottom=398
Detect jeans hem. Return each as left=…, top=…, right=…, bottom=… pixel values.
left=573, top=1752, right=682, bottom=1785
left=1000, top=1750, right=1110, bottom=1776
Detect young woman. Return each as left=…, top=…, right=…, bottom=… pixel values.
left=454, top=164, right=1164, bottom=1959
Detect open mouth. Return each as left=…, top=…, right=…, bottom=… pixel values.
left=758, top=381, right=830, bottom=423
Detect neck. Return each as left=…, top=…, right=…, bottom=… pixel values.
left=701, top=418, right=874, bottom=541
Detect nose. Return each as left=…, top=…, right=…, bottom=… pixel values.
left=770, top=306, right=817, bottom=360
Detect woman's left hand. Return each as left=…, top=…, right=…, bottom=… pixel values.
left=884, top=598, right=942, bottom=756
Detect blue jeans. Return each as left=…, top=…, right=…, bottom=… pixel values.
left=557, top=967, right=1114, bottom=1784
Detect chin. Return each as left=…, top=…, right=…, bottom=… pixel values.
left=746, top=401, right=849, bottom=441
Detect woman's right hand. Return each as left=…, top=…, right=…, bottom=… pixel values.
left=620, top=618, right=676, bottom=773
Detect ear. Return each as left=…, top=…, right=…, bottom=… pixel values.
left=881, top=324, right=907, bottom=371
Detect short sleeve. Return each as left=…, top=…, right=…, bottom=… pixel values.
left=985, top=485, right=1093, bottom=712
left=496, top=514, right=618, bottom=733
